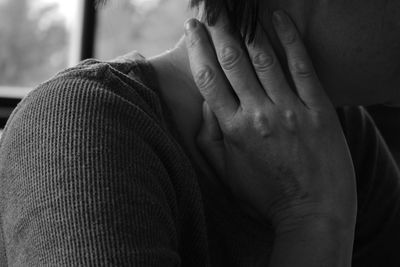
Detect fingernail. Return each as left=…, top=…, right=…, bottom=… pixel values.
left=273, top=10, right=289, bottom=28
left=185, top=19, right=198, bottom=33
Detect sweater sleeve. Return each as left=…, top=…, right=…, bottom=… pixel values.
left=0, top=64, right=181, bottom=266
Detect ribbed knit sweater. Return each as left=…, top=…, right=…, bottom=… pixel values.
left=0, top=53, right=400, bottom=266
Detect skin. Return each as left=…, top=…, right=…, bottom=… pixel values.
left=262, top=0, right=400, bottom=106
left=149, top=0, right=400, bottom=164
left=185, top=10, right=356, bottom=266
left=146, top=0, right=400, bottom=264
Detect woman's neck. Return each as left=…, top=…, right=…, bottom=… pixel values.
left=148, top=35, right=206, bottom=163
left=148, top=36, right=198, bottom=96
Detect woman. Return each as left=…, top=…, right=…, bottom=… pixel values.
left=0, top=0, right=399, bottom=266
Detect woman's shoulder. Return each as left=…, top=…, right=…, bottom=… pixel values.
left=0, top=51, right=171, bottom=150
left=40, top=51, right=163, bottom=118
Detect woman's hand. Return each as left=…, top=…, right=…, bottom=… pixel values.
left=184, top=10, right=357, bottom=236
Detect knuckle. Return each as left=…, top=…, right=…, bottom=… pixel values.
left=224, top=120, right=241, bottom=136
left=310, top=111, right=327, bottom=129
left=281, top=30, right=297, bottom=45
left=219, top=45, right=243, bottom=70
left=252, top=110, right=272, bottom=137
left=187, top=34, right=201, bottom=49
left=281, top=109, right=298, bottom=131
left=253, top=52, right=275, bottom=71
left=194, top=66, right=216, bottom=90
left=223, top=119, right=243, bottom=144
left=292, top=60, right=313, bottom=78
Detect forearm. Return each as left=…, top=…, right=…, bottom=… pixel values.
left=269, top=220, right=355, bottom=267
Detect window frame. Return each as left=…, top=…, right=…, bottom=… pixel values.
left=0, top=0, right=97, bottom=128
left=0, top=0, right=398, bottom=155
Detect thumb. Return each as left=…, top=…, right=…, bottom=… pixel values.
left=197, top=101, right=225, bottom=175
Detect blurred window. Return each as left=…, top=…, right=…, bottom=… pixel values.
left=0, top=0, right=82, bottom=98
left=95, top=0, right=192, bottom=60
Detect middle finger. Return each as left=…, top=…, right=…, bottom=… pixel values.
left=246, top=22, right=298, bottom=105
left=207, top=13, right=272, bottom=108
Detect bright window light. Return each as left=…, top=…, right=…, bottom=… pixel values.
left=0, top=0, right=83, bottom=98
left=96, top=0, right=193, bottom=60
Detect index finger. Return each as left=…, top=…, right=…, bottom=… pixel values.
left=185, top=19, right=239, bottom=122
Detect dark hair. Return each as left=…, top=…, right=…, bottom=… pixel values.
left=190, top=0, right=260, bottom=43
left=96, top=0, right=260, bottom=43
left=95, top=0, right=110, bottom=8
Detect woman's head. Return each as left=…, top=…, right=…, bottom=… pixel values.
left=191, top=0, right=400, bottom=106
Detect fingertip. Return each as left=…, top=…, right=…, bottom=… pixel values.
left=272, top=10, right=299, bottom=47
left=272, top=10, right=290, bottom=30
left=184, top=18, right=199, bottom=34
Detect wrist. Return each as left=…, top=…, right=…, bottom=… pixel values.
left=277, top=217, right=355, bottom=240
left=274, top=213, right=356, bottom=238
left=270, top=218, right=356, bottom=267
left=268, top=201, right=357, bottom=237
